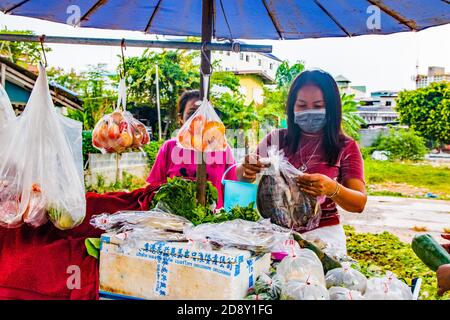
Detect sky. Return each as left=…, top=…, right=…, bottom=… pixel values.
left=1, top=12, right=449, bottom=95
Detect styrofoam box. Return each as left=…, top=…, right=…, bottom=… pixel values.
left=99, top=233, right=271, bottom=300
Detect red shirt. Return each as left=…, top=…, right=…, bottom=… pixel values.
left=257, top=129, right=365, bottom=230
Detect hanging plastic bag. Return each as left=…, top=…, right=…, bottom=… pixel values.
left=364, top=272, right=413, bottom=300
left=183, top=218, right=292, bottom=254
left=276, top=248, right=326, bottom=287
left=281, top=280, right=329, bottom=300
left=257, top=146, right=322, bottom=232
left=92, top=78, right=149, bottom=153
left=328, top=286, right=365, bottom=300
left=176, top=76, right=227, bottom=152
left=0, top=63, right=85, bottom=229
left=0, top=83, right=15, bottom=127
left=325, top=262, right=368, bottom=293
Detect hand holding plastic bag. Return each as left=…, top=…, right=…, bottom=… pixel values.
left=0, top=63, right=85, bottom=229
left=92, top=78, right=149, bottom=153
left=257, top=146, right=322, bottom=232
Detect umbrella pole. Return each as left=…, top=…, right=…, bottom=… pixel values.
left=196, top=0, right=213, bottom=206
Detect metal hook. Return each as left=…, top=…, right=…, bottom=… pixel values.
left=39, top=35, right=47, bottom=67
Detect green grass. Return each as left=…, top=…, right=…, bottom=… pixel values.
left=364, top=158, right=450, bottom=199
left=345, top=225, right=449, bottom=300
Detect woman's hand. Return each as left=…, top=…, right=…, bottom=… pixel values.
left=239, top=154, right=270, bottom=181
left=296, top=173, right=338, bottom=197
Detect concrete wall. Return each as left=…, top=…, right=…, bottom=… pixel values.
left=359, top=127, right=390, bottom=147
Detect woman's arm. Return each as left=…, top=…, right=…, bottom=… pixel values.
left=297, top=175, right=367, bottom=213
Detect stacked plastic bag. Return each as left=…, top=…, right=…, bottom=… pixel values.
left=92, top=78, right=149, bottom=153
left=363, top=271, right=413, bottom=300
left=0, top=64, right=85, bottom=230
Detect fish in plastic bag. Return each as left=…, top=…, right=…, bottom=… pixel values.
left=0, top=63, right=85, bottom=229
left=328, top=286, right=365, bottom=300
left=276, top=248, right=326, bottom=287
left=257, top=147, right=321, bottom=232
left=281, top=280, right=329, bottom=300
left=176, top=91, right=227, bottom=152
left=325, top=262, right=367, bottom=293
left=92, top=78, right=149, bottom=153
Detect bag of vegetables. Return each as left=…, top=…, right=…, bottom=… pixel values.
left=92, top=78, right=149, bottom=154
left=0, top=63, right=85, bottom=230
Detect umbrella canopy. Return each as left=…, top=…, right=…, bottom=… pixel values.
left=1, top=0, right=449, bottom=40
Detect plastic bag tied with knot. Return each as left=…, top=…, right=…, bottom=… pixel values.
left=364, top=271, right=413, bottom=300
left=183, top=218, right=292, bottom=254
left=92, top=78, right=149, bottom=154
left=325, top=262, right=368, bottom=293
left=257, top=146, right=322, bottom=232
left=0, top=63, right=85, bottom=229
left=281, top=280, right=329, bottom=300
left=328, top=286, right=365, bottom=300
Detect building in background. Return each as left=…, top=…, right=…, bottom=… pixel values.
left=213, top=50, right=282, bottom=105
left=415, top=66, right=450, bottom=89
left=334, top=74, right=367, bottom=100
left=356, top=90, right=399, bottom=125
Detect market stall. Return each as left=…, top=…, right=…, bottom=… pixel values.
left=0, top=0, right=449, bottom=300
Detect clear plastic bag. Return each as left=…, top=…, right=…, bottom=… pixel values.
left=281, top=280, right=329, bottom=300
left=0, top=83, right=15, bottom=127
left=302, top=223, right=348, bottom=261
left=276, top=248, right=326, bottom=287
left=176, top=92, right=227, bottom=152
left=325, top=262, right=367, bottom=293
left=252, top=273, right=284, bottom=300
left=364, top=272, right=413, bottom=300
left=257, top=146, right=322, bottom=232
left=0, top=64, right=85, bottom=229
left=92, top=78, right=149, bottom=153
left=183, top=218, right=292, bottom=254
left=328, top=286, right=365, bottom=300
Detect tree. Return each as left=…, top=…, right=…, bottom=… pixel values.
left=275, top=60, right=305, bottom=88
left=396, top=81, right=450, bottom=147
left=0, top=28, right=51, bottom=67
left=341, top=93, right=366, bottom=141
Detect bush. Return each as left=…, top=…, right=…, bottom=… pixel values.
left=82, top=130, right=100, bottom=165
left=142, top=140, right=165, bottom=168
left=85, top=171, right=146, bottom=193
left=370, top=127, right=428, bottom=161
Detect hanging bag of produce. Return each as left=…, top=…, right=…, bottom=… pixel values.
left=257, top=146, right=322, bottom=232
left=0, top=63, right=85, bottom=229
left=176, top=79, right=227, bottom=152
left=0, top=83, right=15, bottom=127
left=92, top=78, right=149, bottom=153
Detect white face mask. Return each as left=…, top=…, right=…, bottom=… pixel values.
left=294, top=109, right=327, bottom=133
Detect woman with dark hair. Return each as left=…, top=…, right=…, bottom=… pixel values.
left=236, top=70, right=367, bottom=255
left=147, top=90, right=236, bottom=208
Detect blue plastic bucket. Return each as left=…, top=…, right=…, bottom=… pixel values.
left=221, top=163, right=258, bottom=212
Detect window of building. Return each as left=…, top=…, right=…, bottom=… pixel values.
left=239, top=53, right=243, bottom=60
left=269, top=63, right=273, bottom=70
left=245, top=55, right=250, bottom=62
left=258, top=59, right=262, bottom=66
left=385, top=101, right=392, bottom=106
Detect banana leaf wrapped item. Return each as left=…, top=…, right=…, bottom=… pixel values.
left=257, top=147, right=322, bottom=232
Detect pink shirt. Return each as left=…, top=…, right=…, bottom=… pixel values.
left=257, top=129, right=365, bottom=230
left=146, top=138, right=237, bottom=208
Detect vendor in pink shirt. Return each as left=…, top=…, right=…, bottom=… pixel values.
left=236, top=70, right=367, bottom=257
left=147, top=90, right=236, bottom=208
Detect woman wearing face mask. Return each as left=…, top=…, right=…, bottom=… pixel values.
left=236, top=70, right=367, bottom=255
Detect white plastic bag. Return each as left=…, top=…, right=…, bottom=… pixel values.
left=328, top=286, right=365, bottom=300
left=92, top=78, right=149, bottom=153
left=364, top=272, right=413, bottom=300
left=276, top=248, right=326, bottom=287
left=302, top=223, right=347, bottom=260
left=176, top=92, right=227, bottom=152
left=281, top=280, right=329, bottom=300
left=325, top=262, right=367, bottom=293
left=0, top=63, right=85, bottom=229
left=257, top=146, right=322, bottom=232
left=0, top=83, right=15, bottom=127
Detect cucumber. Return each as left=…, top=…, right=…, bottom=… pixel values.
left=292, top=232, right=342, bottom=273
left=411, top=234, right=450, bottom=271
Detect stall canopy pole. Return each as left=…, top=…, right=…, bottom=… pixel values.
left=0, top=33, right=272, bottom=53
left=155, top=63, right=162, bottom=140
left=196, top=0, right=213, bottom=206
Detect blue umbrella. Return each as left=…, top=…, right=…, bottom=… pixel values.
left=1, top=0, right=449, bottom=40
